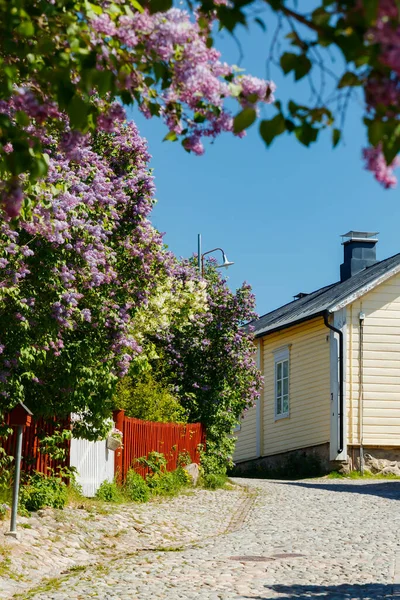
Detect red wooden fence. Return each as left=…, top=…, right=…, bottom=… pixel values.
left=113, top=410, right=205, bottom=482
left=1, top=410, right=205, bottom=485
left=0, top=417, right=70, bottom=478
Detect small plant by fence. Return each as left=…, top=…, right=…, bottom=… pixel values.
left=113, top=410, right=205, bottom=483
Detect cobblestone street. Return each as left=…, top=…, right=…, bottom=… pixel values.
left=7, top=477, right=399, bottom=600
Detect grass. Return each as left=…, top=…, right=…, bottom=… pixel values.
left=328, top=470, right=400, bottom=480
left=61, top=565, right=88, bottom=575
left=66, top=485, right=112, bottom=514
left=148, top=545, right=185, bottom=552
left=12, top=577, right=63, bottom=598
left=0, top=544, right=11, bottom=578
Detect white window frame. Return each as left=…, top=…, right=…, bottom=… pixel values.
left=274, top=346, right=290, bottom=420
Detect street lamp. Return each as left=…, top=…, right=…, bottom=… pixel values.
left=197, top=234, right=234, bottom=277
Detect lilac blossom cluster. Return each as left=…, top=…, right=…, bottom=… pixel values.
left=363, top=0, right=400, bottom=187
left=363, top=145, right=400, bottom=189
left=88, top=7, right=274, bottom=156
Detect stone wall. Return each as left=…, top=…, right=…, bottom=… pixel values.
left=232, top=443, right=331, bottom=478
left=346, top=446, right=400, bottom=475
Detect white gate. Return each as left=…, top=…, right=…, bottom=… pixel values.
left=69, top=438, right=115, bottom=497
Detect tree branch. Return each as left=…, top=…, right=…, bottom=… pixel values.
left=279, top=5, right=325, bottom=35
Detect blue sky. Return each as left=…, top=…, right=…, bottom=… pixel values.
left=128, top=11, right=400, bottom=317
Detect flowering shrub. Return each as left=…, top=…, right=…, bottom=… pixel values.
left=0, top=1, right=274, bottom=217
left=151, top=261, right=263, bottom=474
left=1, top=0, right=399, bottom=194
left=0, top=103, right=206, bottom=437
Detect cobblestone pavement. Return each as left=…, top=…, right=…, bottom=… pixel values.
left=0, top=487, right=245, bottom=599
left=7, top=478, right=400, bottom=599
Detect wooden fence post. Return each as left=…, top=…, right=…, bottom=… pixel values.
left=113, top=409, right=125, bottom=483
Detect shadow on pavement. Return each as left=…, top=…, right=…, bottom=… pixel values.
left=270, top=480, right=400, bottom=501
left=245, top=582, right=395, bottom=599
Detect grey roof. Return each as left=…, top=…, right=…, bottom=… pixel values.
left=251, top=252, right=400, bottom=338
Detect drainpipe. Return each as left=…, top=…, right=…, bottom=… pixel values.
left=324, top=312, right=344, bottom=454
left=359, top=312, right=365, bottom=474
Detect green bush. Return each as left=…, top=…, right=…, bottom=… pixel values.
left=124, top=470, right=150, bottom=503
left=95, top=480, right=124, bottom=503
left=201, top=473, right=227, bottom=490
left=114, top=373, right=187, bottom=423
left=177, top=451, right=192, bottom=468
left=144, top=466, right=191, bottom=497
left=19, top=472, right=67, bottom=512
left=137, top=450, right=167, bottom=475
left=172, top=467, right=192, bottom=487
left=146, top=471, right=176, bottom=496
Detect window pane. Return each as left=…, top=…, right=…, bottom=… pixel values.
left=277, top=362, right=282, bottom=379
left=283, top=378, right=288, bottom=396
left=283, top=395, right=289, bottom=414
left=277, top=397, right=282, bottom=415
left=283, top=360, right=288, bottom=378
left=277, top=380, right=282, bottom=397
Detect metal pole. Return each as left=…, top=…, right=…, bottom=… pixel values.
left=197, top=233, right=201, bottom=273
left=6, top=425, right=23, bottom=538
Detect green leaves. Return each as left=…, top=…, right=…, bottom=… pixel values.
left=260, top=100, right=335, bottom=149
left=365, top=118, right=400, bottom=165
left=362, top=0, right=379, bottom=25
left=280, top=52, right=297, bottom=74
left=366, top=119, right=385, bottom=147
left=294, top=123, right=318, bottom=147
left=259, top=115, right=286, bottom=146
left=338, top=71, right=362, bottom=89
left=67, top=95, right=89, bottom=130
left=163, top=130, right=178, bottom=142
left=332, top=128, right=341, bottom=148
left=280, top=52, right=311, bottom=81
left=148, top=0, right=173, bottom=13
left=233, top=108, right=256, bottom=134
left=16, top=20, right=35, bottom=37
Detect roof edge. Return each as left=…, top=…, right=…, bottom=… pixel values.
left=254, top=311, right=326, bottom=339
left=328, top=262, right=400, bottom=313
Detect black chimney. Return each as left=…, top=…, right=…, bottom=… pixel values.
left=340, top=231, right=378, bottom=282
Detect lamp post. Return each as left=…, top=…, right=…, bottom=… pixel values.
left=5, top=401, right=33, bottom=539
left=197, top=233, right=234, bottom=277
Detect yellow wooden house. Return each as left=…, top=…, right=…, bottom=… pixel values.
left=234, top=231, right=400, bottom=472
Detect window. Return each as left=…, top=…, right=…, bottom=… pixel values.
left=274, top=347, right=289, bottom=419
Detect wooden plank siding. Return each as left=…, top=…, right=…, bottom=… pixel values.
left=346, top=271, right=400, bottom=446
left=233, top=404, right=257, bottom=463
left=261, top=317, right=330, bottom=456
left=234, top=317, right=330, bottom=462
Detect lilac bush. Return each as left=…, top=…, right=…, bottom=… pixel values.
left=0, top=100, right=184, bottom=436
left=0, top=1, right=274, bottom=217
left=151, top=260, right=263, bottom=474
